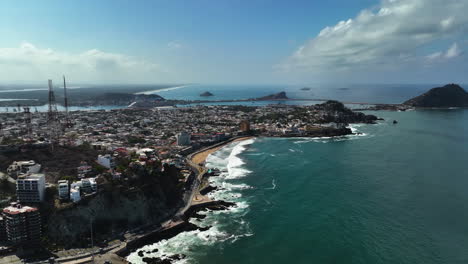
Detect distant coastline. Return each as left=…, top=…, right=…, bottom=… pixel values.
left=134, top=84, right=194, bottom=95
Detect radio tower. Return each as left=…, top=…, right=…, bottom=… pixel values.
left=63, top=75, right=71, bottom=128
left=47, top=79, right=61, bottom=145
left=23, top=106, right=33, bottom=140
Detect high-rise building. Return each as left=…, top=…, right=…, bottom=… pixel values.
left=0, top=216, right=6, bottom=242
left=240, top=120, right=251, bottom=132
left=176, top=131, right=191, bottom=146
left=58, top=180, right=69, bottom=200
left=2, top=203, right=41, bottom=246
left=16, top=173, right=46, bottom=203
left=97, top=154, right=115, bottom=169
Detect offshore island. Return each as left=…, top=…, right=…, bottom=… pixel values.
left=0, top=82, right=465, bottom=263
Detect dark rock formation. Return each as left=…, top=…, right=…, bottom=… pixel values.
left=404, top=84, right=468, bottom=107
left=142, top=257, right=172, bottom=264
left=198, top=225, right=212, bottom=232
left=200, top=91, right=214, bottom=97
left=313, top=100, right=379, bottom=124
left=199, top=185, right=217, bottom=195
left=255, top=91, right=288, bottom=100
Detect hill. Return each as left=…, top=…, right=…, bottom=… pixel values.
left=404, top=84, right=468, bottom=107
left=255, top=91, right=288, bottom=100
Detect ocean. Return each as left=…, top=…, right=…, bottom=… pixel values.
left=127, top=85, right=468, bottom=264
left=0, top=83, right=451, bottom=112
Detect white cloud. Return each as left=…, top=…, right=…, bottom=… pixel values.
left=280, top=0, right=468, bottom=72
left=445, top=42, right=462, bottom=58
left=426, top=43, right=462, bottom=62
left=167, top=41, right=182, bottom=49
left=0, top=42, right=164, bottom=83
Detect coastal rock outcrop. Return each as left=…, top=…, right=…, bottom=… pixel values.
left=313, top=100, right=379, bottom=124
left=403, top=84, right=468, bottom=107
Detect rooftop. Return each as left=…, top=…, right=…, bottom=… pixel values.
left=3, top=203, right=38, bottom=215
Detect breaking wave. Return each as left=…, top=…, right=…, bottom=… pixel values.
left=127, top=139, right=255, bottom=264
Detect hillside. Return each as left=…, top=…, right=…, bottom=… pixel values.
left=404, top=84, right=468, bottom=107
left=0, top=146, right=100, bottom=183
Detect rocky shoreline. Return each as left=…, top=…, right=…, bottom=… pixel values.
left=118, top=195, right=235, bottom=264
left=122, top=129, right=375, bottom=264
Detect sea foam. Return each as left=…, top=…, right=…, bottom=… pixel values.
left=127, top=139, right=255, bottom=264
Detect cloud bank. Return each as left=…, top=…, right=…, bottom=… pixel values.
left=0, top=43, right=163, bottom=83
left=281, top=0, right=468, bottom=72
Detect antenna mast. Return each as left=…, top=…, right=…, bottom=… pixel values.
left=47, top=79, right=60, bottom=145
left=63, top=75, right=71, bottom=128
left=23, top=106, right=33, bottom=140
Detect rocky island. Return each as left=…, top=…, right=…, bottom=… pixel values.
left=253, top=91, right=288, bottom=100
left=404, top=84, right=468, bottom=107
left=199, top=91, right=214, bottom=97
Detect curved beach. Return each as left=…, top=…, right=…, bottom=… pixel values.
left=191, top=136, right=254, bottom=165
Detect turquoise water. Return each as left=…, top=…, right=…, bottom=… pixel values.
left=128, top=108, right=468, bottom=264
left=152, top=84, right=437, bottom=104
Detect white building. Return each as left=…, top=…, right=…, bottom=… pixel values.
left=57, top=180, right=69, bottom=200
left=97, top=154, right=115, bottom=169
left=88, top=178, right=97, bottom=192
left=7, top=161, right=41, bottom=177
left=16, top=173, right=46, bottom=203
left=176, top=132, right=191, bottom=146
left=70, top=187, right=81, bottom=203
left=80, top=179, right=92, bottom=193
left=70, top=178, right=97, bottom=194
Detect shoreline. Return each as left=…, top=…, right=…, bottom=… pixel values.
left=190, top=136, right=255, bottom=165
left=124, top=131, right=370, bottom=262
left=47, top=133, right=357, bottom=263
left=114, top=136, right=255, bottom=263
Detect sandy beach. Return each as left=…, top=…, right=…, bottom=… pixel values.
left=191, top=136, right=254, bottom=165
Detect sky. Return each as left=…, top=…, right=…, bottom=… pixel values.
left=0, top=0, right=467, bottom=85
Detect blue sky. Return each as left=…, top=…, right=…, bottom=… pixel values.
left=0, top=0, right=467, bottom=84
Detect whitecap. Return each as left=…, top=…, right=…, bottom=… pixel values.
left=128, top=138, right=256, bottom=263
left=265, top=179, right=277, bottom=190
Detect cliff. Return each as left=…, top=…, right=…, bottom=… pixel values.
left=403, top=84, right=468, bottom=107
left=43, top=164, right=184, bottom=248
